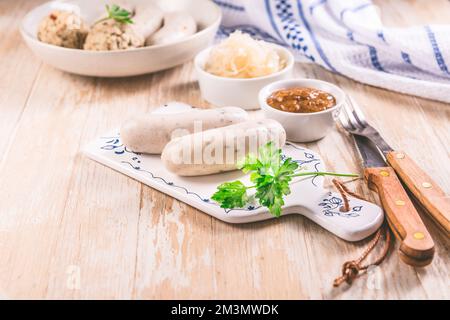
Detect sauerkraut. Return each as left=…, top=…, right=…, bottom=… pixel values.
left=204, top=31, right=285, bottom=79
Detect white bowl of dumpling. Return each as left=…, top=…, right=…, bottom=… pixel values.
left=20, top=0, right=221, bottom=77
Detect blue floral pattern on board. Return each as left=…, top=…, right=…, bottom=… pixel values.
left=100, top=137, right=136, bottom=155
left=319, top=192, right=362, bottom=218
left=99, top=136, right=361, bottom=217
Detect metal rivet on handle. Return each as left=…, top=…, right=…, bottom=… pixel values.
left=413, top=232, right=425, bottom=240
left=396, top=153, right=405, bottom=159
left=380, top=170, right=390, bottom=177
left=395, top=200, right=405, bottom=206
left=422, top=182, right=432, bottom=189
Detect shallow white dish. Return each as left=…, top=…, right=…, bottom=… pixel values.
left=84, top=102, right=383, bottom=241
left=20, top=0, right=221, bottom=77
left=259, top=79, right=345, bottom=142
left=194, top=45, right=294, bottom=109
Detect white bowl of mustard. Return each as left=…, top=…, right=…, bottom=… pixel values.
left=259, top=79, right=345, bottom=142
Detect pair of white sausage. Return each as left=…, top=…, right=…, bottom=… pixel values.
left=121, top=107, right=287, bottom=176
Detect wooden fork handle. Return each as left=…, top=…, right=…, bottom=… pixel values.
left=387, top=151, right=450, bottom=237
left=364, top=167, right=435, bottom=264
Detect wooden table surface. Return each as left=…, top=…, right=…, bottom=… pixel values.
left=0, top=0, right=449, bottom=300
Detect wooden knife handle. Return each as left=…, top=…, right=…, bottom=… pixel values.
left=364, top=167, right=435, bottom=264
left=387, top=151, right=450, bottom=237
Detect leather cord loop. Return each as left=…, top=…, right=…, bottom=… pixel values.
left=331, top=179, right=391, bottom=287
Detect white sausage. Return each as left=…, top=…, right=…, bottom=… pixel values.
left=161, top=119, right=286, bottom=176
left=120, top=107, right=248, bottom=154
left=133, top=3, right=164, bottom=38
left=145, top=11, right=197, bottom=46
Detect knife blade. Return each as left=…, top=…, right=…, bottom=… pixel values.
left=350, top=134, right=435, bottom=265
left=352, top=135, right=386, bottom=168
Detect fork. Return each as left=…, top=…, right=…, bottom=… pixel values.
left=340, top=95, right=450, bottom=238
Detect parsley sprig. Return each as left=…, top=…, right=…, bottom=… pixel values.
left=97, top=4, right=134, bottom=24
left=211, top=142, right=359, bottom=217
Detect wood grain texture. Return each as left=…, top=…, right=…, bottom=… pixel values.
left=386, top=151, right=450, bottom=236
left=365, top=167, right=434, bottom=264
left=0, top=0, right=449, bottom=299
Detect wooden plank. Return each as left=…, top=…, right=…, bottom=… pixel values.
left=0, top=67, right=97, bottom=298
left=0, top=0, right=42, bottom=161
left=43, top=73, right=162, bottom=299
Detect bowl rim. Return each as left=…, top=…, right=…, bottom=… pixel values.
left=20, top=0, right=222, bottom=54
left=194, top=44, right=295, bottom=82
left=258, top=78, right=346, bottom=116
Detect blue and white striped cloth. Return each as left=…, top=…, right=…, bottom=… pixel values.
left=214, top=0, right=450, bottom=103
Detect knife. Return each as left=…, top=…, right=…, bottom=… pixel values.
left=344, top=96, right=450, bottom=237
left=352, top=135, right=435, bottom=266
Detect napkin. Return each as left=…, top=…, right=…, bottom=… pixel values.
left=214, top=0, right=450, bottom=103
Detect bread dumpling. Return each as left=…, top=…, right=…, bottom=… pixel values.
left=83, top=19, right=144, bottom=51
left=37, top=10, right=89, bottom=49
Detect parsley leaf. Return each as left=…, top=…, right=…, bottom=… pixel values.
left=218, top=142, right=299, bottom=216
left=252, top=154, right=299, bottom=217
left=211, top=180, right=249, bottom=209
left=105, top=4, right=134, bottom=24
left=212, top=141, right=358, bottom=217
left=257, top=141, right=282, bottom=175
left=238, top=152, right=259, bottom=173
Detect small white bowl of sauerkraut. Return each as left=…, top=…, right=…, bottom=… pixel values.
left=194, top=31, right=294, bottom=109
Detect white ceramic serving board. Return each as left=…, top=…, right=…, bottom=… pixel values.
left=84, top=102, right=383, bottom=241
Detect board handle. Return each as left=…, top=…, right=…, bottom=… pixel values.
left=285, top=191, right=383, bottom=242
left=387, top=151, right=450, bottom=237
left=364, top=167, right=434, bottom=265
